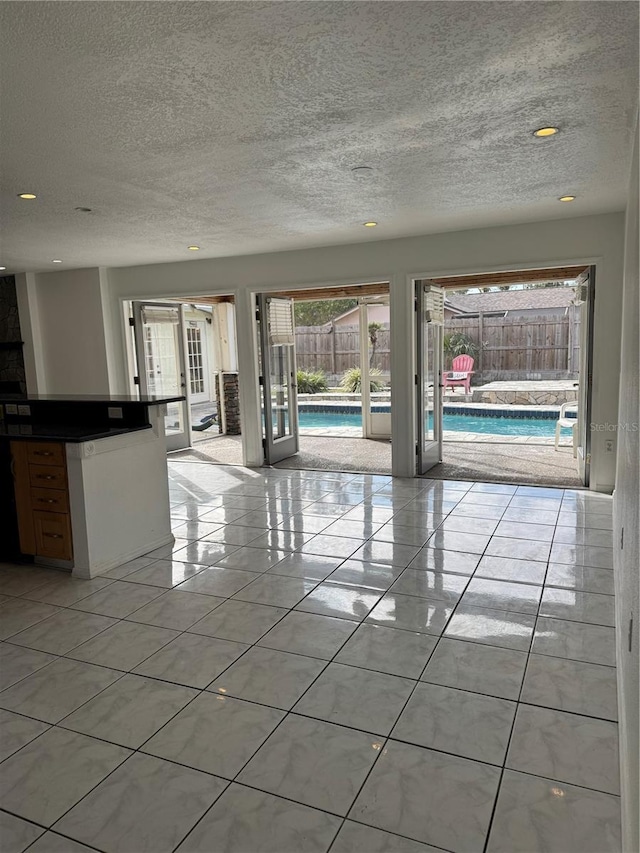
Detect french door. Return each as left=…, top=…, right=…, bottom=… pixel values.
left=132, top=301, right=191, bottom=451
left=359, top=298, right=391, bottom=440
left=575, top=266, right=595, bottom=486
left=257, top=295, right=299, bottom=464
left=416, top=282, right=445, bottom=474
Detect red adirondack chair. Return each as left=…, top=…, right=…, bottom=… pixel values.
left=443, top=354, right=475, bottom=394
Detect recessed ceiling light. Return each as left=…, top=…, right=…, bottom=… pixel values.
left=52, top=259, right=63, bottom=264
left=533, top=127, right=559, bottom=138
left=558, top=195, right=576, bottom=202
left=187, top=245, right=200, bottom=251
left=0, top=266, right=6, bottom=271
left=18, top=192, right=37, bottom=199
left=363, top=221, right=378, bottom=228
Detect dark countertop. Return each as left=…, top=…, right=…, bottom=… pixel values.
left=0, top=424, right=153, bottom=443
left=0, top=394, right=186, bottom=405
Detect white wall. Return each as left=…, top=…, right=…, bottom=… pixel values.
left=18, top=212, right=625, bottom=483
left=16, top=267, right=113, bottom=395
left=614, top=113, right=639, bottom=853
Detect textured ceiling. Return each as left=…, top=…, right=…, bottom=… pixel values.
left=0, top=1, right=637, bottom=273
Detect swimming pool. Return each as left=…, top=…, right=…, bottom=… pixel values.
left=297, top=409, right=567, bottom=437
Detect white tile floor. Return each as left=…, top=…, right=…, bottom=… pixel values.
left=0, top=461, right=620, bottom=853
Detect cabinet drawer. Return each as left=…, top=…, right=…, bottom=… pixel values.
left=26, top=442, right=65, bottom=466
left=29, top=465, right=67, bottom=490
left=33, top=511, right=73, bottom=560
left=30, top=487, right=70, bottom=514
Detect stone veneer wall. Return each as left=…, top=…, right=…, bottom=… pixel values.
left=222, top=372, right=241, bottom=434
left=0, top=276, right=26, bottom=393
left=473, top=389, right=578, bottom=405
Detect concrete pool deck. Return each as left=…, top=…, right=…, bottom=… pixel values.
left=171, top=433, right=582, bottom=487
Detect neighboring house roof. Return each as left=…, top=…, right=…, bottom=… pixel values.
left=445, top=286, right=576, bottom=314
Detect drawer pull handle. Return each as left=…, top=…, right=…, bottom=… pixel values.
left=34, top=451, right=53, bottom=456
left=39, top=475, right=55, bottom=480
left=38, top=499, right=56, bottom=504
left=44, top=533, right=62, bottom=539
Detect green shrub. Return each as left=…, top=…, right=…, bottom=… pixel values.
left=296, top=369, right=328, bottom=394
left=340, top=366, right=385, bottom=393
left=443, top=332, right=479, bottom=367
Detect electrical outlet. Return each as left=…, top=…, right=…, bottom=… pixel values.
left=605, top=439, right=614, bottom=452
left=107, top=407, right=124, bottom=419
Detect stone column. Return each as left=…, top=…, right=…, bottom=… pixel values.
left=222, top=372, right=241, bottom=435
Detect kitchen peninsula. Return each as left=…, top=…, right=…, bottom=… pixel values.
left=0, top=393, right=184, bottom=578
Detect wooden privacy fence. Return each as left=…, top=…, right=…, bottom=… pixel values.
left=294, top=323, right=390, bottom=375
left=446, top=308, right=581, bottom=377
left=295, top=310, right=580, bottom=380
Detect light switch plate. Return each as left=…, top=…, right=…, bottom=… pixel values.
left=107, top=406, right=124, bottom=419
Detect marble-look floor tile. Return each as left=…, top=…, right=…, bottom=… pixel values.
left=22, top=832, right=96, bottom=852
left=323, top=519, right=384, bottom=540
left=370, top=524, right=431, bottom=547
left=448, top=502, right=506, bottom=521
left=474, top=556, right=547, bottom=585
left=277, top=514, right=335, bottom=535
left=23, top=575, right=115, bottom=607
left=557, top=510, right=613, bottom=530
left=0, top=709, right=49, bottom=762
left=549, top=543, right=613, bottom=569
left=389, top=569, right=468, bottom=603
left=299, top=534, right=365, bottom=559
left=493, top=521, right=555, bottom=541
left=521, top=654, right=617, bottom=720
left=350, top=541, right=421, bottom=567
left=0, top=599, right=60, bottom=641
left=539, top=588, right=615, bottom=626
left=175, top=566, right=260, bottom=597
left=508, top=496, right=562, bottom=512
left=176, top=784, right=341, bottom=853
left=97, top=556, right=159, bottom=579
left=258, top=611, right=358, bottom=660
left=293, top=662, right=414, bottom=735
left=55, top=752, right=227, bottom=853
left=245, top=529, right=313, bottom=551
left=484, top=537, right=550, bottom=563
left=216, top=547, right=288, bottom=572
left=460, top=578, right=542, bottom=615
left=0, top=810, right=45, bottom=853
left=71, top=581, right=164, bottom=618
left=122, top=559, right=209, bottom=588
left=238, top=715, right=381, bottom=816
left=408, top=548, right=480, bottom=575
left=295, top=582, right=382, bottom=622
left=545, top=564, right=614, bottom=595
left=486, top=769, right=622, bottom=853
left=350, top=739, right=501, bottom=852
left=421, top=638, right=527, bottom=700
left=172, top=541, right=240, bottom=566
left=55, top=753, right=227, bottom=853
left=0, top=643, right=57, bottom=691
left=232, top=574, right=317, bottom=608
left=67, top=620, right=180, bottom=671
left=507, top=704, right=620, bottom=794
left=444, top=604, right=535, bottom=651
left=60, top=674, right=198, bottom=748
left=265, top=553, right=342, bottom=580
left=208, top=646, right=326, bottom=709
left=143, top=692, right=284, bottom=778
left=170, top=520, right=224, bottom=540
left=125, top=589, right=223, bottom=630
left=0, top=567, right=62, bottom=597
left=392, top=682, right=516, bottom=765
left=8, top=609, right=118, bottom=656
left=501, top=506, right=559, bottom=525
left=0, top=658, right=122, bottom=723
left=326, top=560, right=404, bottom=591
left=458, top=493, right=511, bottom=509
left=532, top=617, right=616, bottom=666
left=552, top=527, right=614, bottom=548
left=366, top=593, right=453, bottom=636
left=425, top=531, right=491, bottom=556
left=189, top=599, right=287, bottom=644
left=0, top=727, right=130, bottom=826
left=330, top=821, right=441, bottom=853
left=335, top=623, right=437, bottom=679
left=439, top=516, right=499, bottom=536
left=134, top=632, right=248, bottom=689
left=200, top=524, right=266, bottom=546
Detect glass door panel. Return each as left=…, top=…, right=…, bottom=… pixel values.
left=360, top=299, right=391, bottom=439
left=417, top=282, right=444, bottom=473
left=257, top=295, right=299, bottom=464
left=132, top=301, right=191, bottom=451
left=576, top=266, right=595, bottom=486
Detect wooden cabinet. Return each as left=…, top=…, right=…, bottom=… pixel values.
left=11, top=441, right=73, bottom=562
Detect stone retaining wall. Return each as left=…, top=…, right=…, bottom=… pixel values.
left=472, top=389, right=578, bottom=405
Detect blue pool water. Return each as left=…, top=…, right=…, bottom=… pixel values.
left=298, top=410, right=565, bottom=437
